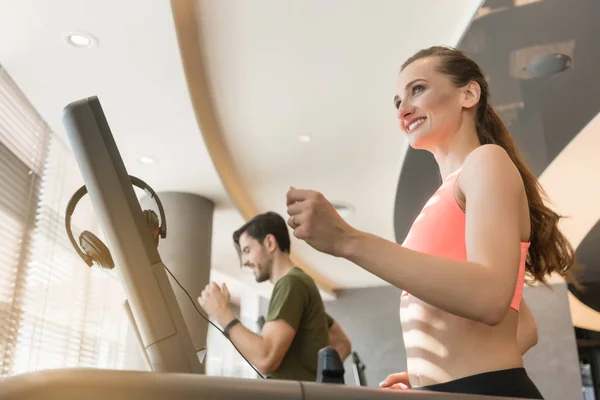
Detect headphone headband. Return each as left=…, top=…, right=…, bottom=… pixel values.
left=65, top=175, right=166, bottom=267
left=130, top=175, right=167, bottom=239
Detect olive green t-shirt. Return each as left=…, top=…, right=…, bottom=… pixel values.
left=266, top=267, right=333, bottom=381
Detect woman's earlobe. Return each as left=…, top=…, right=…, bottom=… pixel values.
left=463, top=81, right=481, bottom=109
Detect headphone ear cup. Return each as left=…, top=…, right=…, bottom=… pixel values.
left=79, top=231, right=115, bottom=270
left=143, top=210, right=160, bottom=246
left=143, top=209, right=159, bottom=230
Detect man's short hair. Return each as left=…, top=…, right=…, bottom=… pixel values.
left=233, top=211, right=291, bottom=257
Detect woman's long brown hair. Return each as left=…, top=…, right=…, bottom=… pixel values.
left=402, top=46, right=580, bottom=288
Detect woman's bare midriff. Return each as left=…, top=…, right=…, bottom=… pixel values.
left=400, top=294, right=523, bottom=388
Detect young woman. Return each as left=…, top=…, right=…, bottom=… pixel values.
left=285, top=46, right=578, bottom=399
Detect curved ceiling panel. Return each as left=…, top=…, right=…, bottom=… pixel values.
left=394, top=0, right=600, bottom=329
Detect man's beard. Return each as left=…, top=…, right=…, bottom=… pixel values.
left=254, top=262, right=270, bottom=283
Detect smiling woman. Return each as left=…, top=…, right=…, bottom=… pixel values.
left=284, top=46, right=581, bottom=399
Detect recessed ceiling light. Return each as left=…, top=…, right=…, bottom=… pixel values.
left=63, top=32, right=98, bottom=48
left=298, top=135, right=311, bottom=143
left=138, top=156, right=157, bottom=165
left=332, top=202, right=355, bottom=217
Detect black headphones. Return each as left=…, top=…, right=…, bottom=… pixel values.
left=65, top=175, right=167, bottom=270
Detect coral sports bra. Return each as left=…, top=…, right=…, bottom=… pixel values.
left=401, top=168, right=530, bottom=312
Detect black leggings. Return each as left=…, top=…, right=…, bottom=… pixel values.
left=416, top=368, right=544, bottom=399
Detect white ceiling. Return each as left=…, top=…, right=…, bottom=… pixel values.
left=0, top=0, right=483, bottom=297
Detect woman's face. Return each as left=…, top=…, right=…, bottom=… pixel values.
left=395, top=56, right=465, bottom=151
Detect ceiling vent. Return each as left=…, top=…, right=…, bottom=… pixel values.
left=510, top=40, right=575, bottom=79
left=332, top=202, right=355, bottom=217
left=525, top=53, right=572, bottom=78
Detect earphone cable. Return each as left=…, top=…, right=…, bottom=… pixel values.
left=162, top=264, right=266, bottom=380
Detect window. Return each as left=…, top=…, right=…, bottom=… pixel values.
left=204, top=275, right=262, bottom=379
left=205, top=300, right=261, bottom=379
left=0, top=65, right=129, bottom=376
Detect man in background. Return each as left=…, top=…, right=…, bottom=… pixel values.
left=198, top=211, right=351, bottom=381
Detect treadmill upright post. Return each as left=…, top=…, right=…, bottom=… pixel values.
left=62, top=97, right=202, bottom=373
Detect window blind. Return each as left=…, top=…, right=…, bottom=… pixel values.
left=0, top=66, right=47, bottom=375
left=0, top=65, right=129, bottom=376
